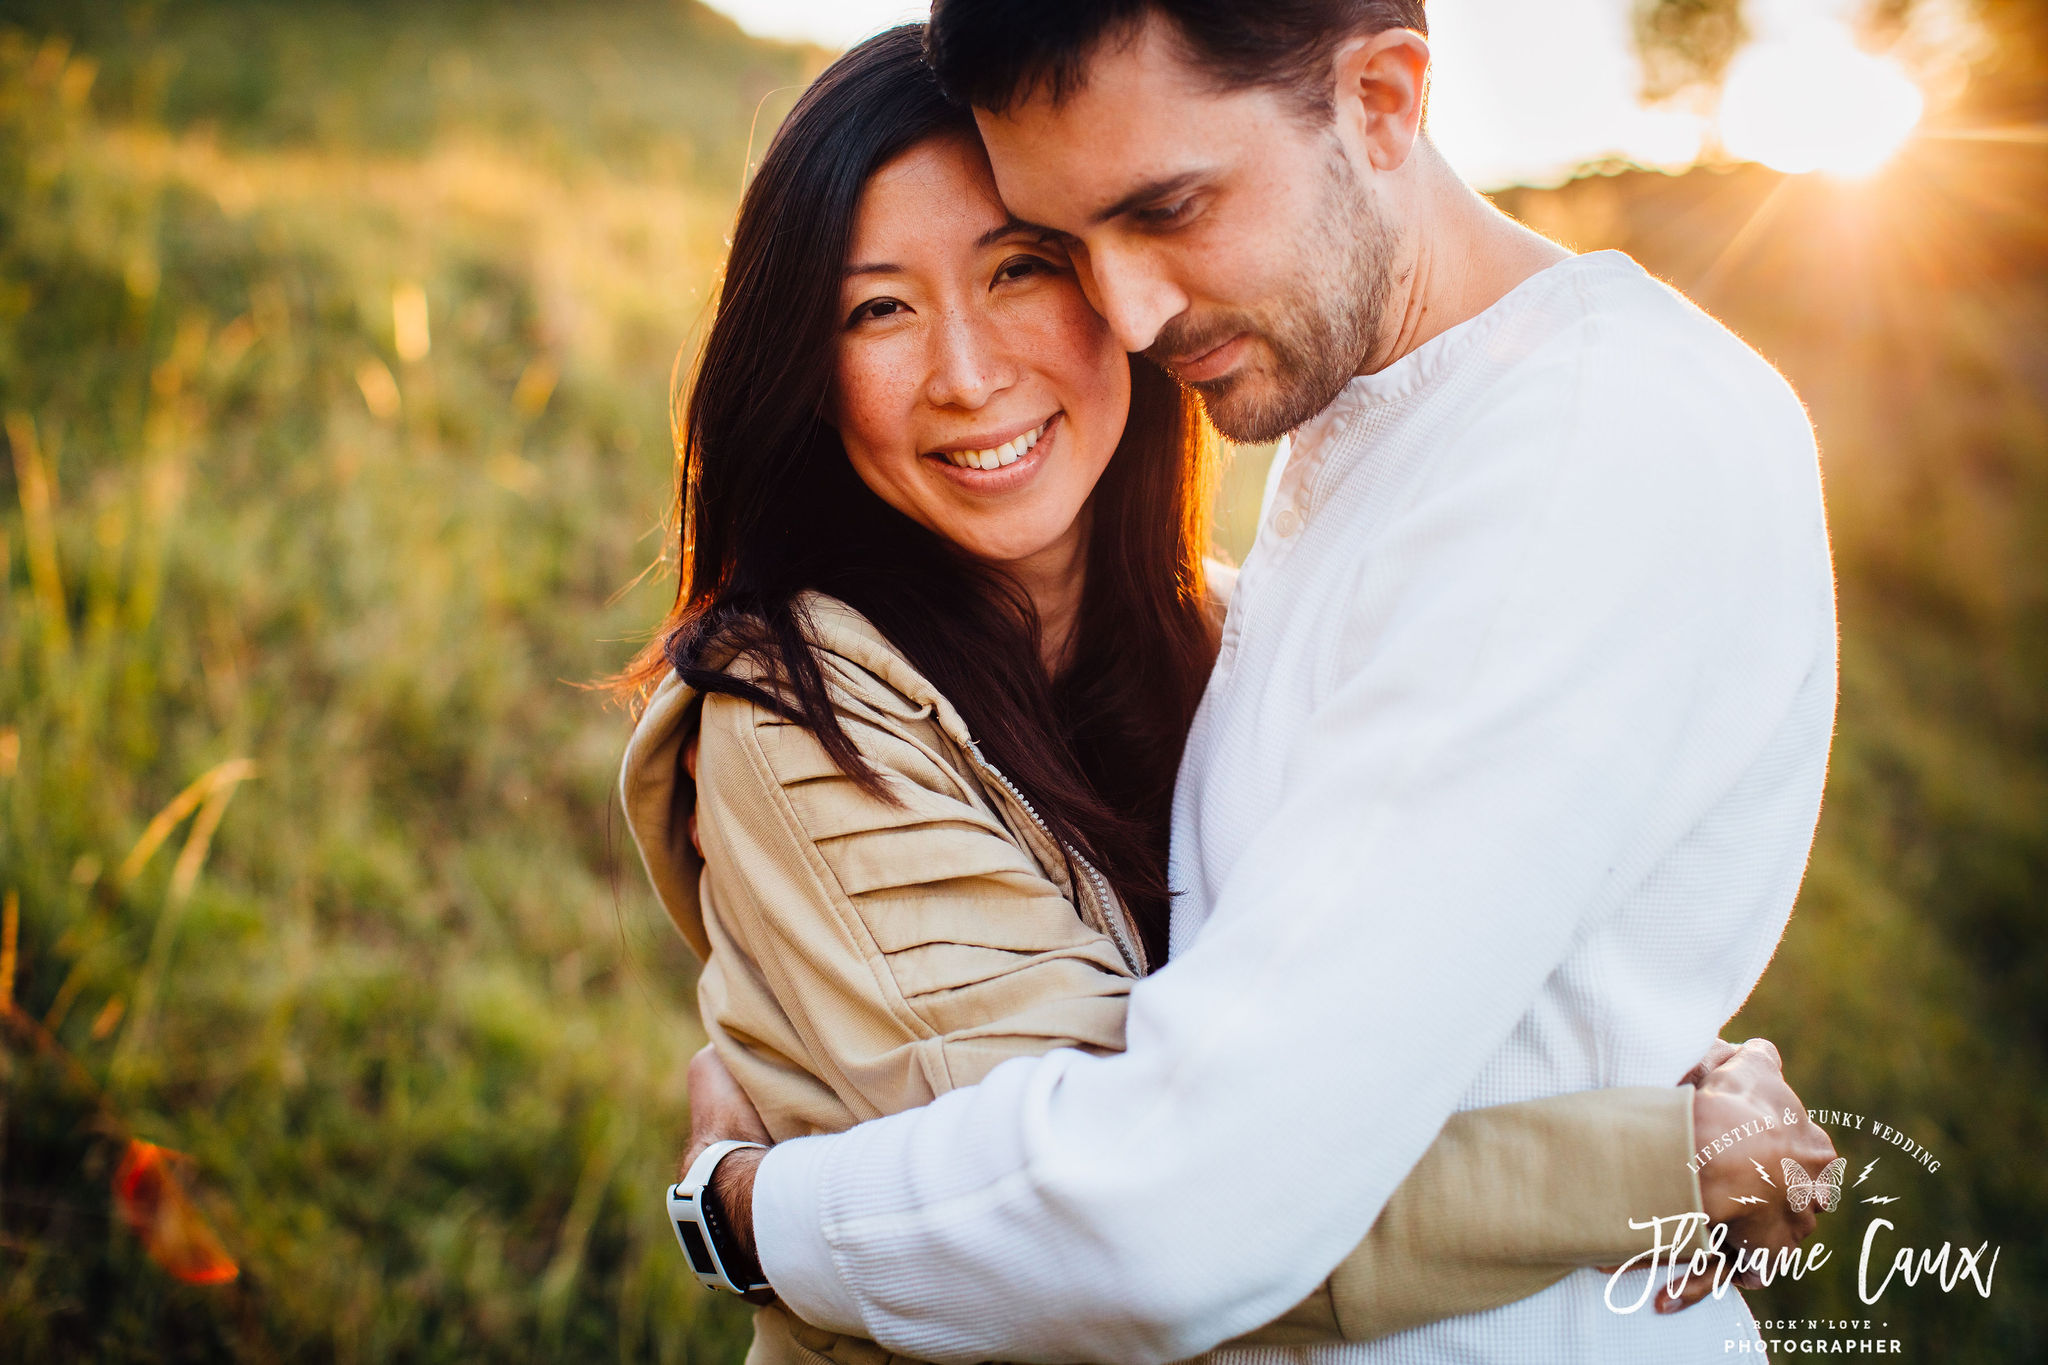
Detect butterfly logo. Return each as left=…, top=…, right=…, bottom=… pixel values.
left=1782, top=1157, right=1847, bottom=1213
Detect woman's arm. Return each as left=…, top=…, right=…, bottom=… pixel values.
left=1233, top=1086, right=1702, bottom=1345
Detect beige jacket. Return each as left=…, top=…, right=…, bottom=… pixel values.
left=622, top=595, right=1702, bottom=1363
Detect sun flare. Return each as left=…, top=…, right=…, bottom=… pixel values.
left=1717, top=26, right=1927, bottom=178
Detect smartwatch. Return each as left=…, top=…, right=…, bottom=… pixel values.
left=667, top=1140, right=770, bottom=1294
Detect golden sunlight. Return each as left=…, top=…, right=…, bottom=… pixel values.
left=1718, top=24, right=1927, bottom=177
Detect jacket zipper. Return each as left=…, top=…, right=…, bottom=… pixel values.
left=967, top=742, right=1144, bottom=977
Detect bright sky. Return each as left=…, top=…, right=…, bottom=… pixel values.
left=698, top=0, right=1943, bottom=187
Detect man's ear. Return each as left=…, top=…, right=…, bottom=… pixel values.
left=1329, top=28, right=1431, bottom=173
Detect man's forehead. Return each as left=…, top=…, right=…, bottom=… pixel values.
left=973, top=20, right=1263, bottom=221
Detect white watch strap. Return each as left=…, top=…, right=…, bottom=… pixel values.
left=667, top=1140, right=769, bottom=1294
left=683, top=1139, right=767, bottom=1194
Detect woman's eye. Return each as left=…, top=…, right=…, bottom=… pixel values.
left=848, top=298, right=906, bottom=326
left=994, top=256, right=1053, bottom=285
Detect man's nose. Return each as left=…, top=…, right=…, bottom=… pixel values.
left=924, top=306, right=1015, bottom=410
left=1077, top=244, right=1188, bottom=355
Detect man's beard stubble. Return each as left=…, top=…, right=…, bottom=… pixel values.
left=1147, top=145, right=1395, bottom=445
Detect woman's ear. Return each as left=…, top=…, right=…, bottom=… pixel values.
left=1328, top=28, right=1431, bottom=174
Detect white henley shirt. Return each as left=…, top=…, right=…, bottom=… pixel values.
left=750, top=250, right=1837, bottom=1364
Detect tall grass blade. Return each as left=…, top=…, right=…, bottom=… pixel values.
left=1, top=890, right=17, bottom=1007
left=109, top=762, right=255, bottom=1089
left=113, top=758, right=256, bottom=890
left=6, top=412, right=70, bottom=658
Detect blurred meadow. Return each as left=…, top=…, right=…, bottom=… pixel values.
left=0, top=0, right=2042, bottom=1361
left=0, top=0, right=824, bottom=1357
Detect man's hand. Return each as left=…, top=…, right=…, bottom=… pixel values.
left=683, top=1045, right=772, bottom=1295
left=1662, top=1037, right=1837, bottom=1308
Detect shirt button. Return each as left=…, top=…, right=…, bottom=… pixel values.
left=1272, top=507, right=1301, bottom=538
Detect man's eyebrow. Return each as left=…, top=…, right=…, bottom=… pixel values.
left=1090, top=171, right=1207, bottom=226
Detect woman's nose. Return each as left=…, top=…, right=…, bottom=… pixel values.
left=923, top=307, right=1015, bottom=410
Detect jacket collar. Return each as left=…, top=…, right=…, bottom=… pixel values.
left=618, top=594, right=968, bottom=959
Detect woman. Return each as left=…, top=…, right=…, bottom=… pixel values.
left=620, top=26, right=1707, bottom=1365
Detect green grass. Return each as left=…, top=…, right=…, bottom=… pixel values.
left=0, top=2, right=825, bottom=1358
left=1, top=1, right=2043, bottom=1361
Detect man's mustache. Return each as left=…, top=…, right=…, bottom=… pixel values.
left=1143, top=312, right=1261, bottom=383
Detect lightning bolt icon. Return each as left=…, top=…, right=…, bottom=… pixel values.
left=1855, top=1159, right=1879, bottom=1187
left=1863, top=1195, right=1900, bottom=1205
left=1730, top=1195, right=1769, bottom=1206
left=1753, top=1160, right=1775, bottom=1186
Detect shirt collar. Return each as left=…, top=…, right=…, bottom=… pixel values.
left=1268, top=251, right=1636, bottom=533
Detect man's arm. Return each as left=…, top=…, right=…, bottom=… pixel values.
left=690, top=1041, right=1838, bottom=1336
left=716, top=363, right=1828, bottom=1364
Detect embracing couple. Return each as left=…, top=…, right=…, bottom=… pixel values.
left=620, top=3, right=1841, bottom=1361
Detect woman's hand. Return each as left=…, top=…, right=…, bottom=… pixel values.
left=682, top=1045, right=775, bottom=1299
left=1643, top=1037, right=1838, bottom=1311
left=681, top=1043, right=772, bottom=1175
left=1692, top=1037, right=1838, bottom=1258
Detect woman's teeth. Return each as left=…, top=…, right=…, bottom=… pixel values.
left=941, top=419, right=1047, bottom=471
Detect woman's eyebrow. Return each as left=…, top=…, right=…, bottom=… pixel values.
left=843, top=220, right=1058, bottom=279
left=977, top=217, right=1063, bottom=249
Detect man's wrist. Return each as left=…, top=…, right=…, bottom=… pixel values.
left=710, top=1145, right=765, bottom=1280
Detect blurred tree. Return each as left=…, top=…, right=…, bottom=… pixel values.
left=1635, top=0, right=2047, bottom=115
left=1633, top=0, right=1748, bottom=102
left=1969, top=0, right=2048, bottom=113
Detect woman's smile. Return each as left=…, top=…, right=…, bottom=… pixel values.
left=925, top=412, right=1060, bottom=489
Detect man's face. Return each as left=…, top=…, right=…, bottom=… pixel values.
left=974, top=16, right=1398, bottom=443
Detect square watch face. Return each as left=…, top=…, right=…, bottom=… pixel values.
left=675, top=1215, right=717, bottom=1276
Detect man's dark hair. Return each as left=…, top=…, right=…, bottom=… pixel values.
left=925, top=0, right=1428, bottom=116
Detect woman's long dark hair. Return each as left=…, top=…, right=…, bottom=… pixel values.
left=617, top=25, right=1219, bottom=965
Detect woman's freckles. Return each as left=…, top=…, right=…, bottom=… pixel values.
left=828, top=131, right=1129, bottom=572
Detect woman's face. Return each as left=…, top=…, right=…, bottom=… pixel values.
left=831, top=131, right=1131, bottom=570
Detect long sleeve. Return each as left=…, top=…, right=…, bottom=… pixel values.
left=752, top=294, right=1831, bottom=1364
left=1235, top=1086, right=1702, bottom=1346
left=699, top=689, right=1706, bottom=1348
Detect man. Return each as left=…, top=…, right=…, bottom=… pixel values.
left=683, top=2, right=1840, bottom=1360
